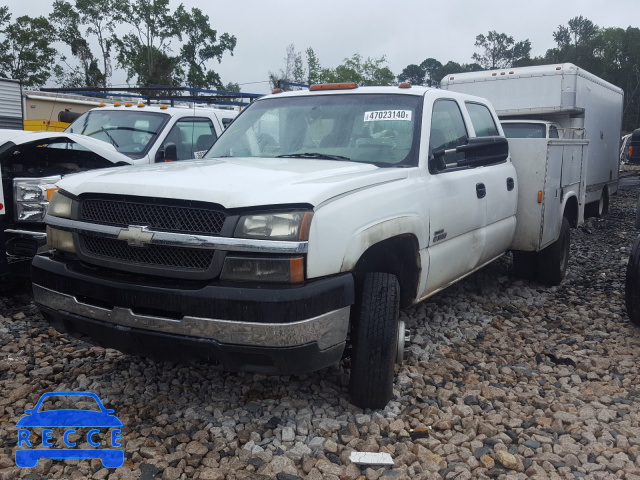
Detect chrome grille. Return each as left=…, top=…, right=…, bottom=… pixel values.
left=81, top=235, right=214, bottom=270
left=80, top=198, right=226, bottom=235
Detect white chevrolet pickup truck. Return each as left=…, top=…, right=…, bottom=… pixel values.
left=31, top=83, right=584, bottom=409
left=0, top=103, right=237, bottom=275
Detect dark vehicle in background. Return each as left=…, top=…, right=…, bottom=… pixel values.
left=627, top=128, right=640, bottom=165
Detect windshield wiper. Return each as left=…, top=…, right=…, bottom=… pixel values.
left=276, top=152, right=351, bottom=161
left=101, top=126, right=119, bottom=148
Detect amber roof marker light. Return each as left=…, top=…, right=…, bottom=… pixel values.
left=309, top=83, right=357, bottom=91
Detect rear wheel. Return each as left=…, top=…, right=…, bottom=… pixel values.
left=625, top=235, right=640, bottom=325
left=349, top=272, right=400, bottom=409
left=537, top=217, right=570, bottom=286
left=586, top=187, right=610, bottom=218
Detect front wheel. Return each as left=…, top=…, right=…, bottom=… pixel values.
left=537, top=217, right=570, bottom=286
left=349, top=272, right=400, bottom=409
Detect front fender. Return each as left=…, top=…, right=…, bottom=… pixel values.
left=305, top=175, right=428, bottom=279
left=340, top=216, right=427, bottom=272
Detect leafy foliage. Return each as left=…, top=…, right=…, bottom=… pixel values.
left=175, top=6, right=236, bottom=90
left=270, top=45, right=394, bottom=89
left=51, top=0, right=120, bottom=88
left=322, top=54, right=395, bottom=86
left=0, top=10, right=57, bottom=86
left=109, top=0, right=235, bottom=90
left=472, top=31, right=531, bottom=69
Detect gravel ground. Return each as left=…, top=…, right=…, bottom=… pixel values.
left=1, top=183, right=640, bottom=480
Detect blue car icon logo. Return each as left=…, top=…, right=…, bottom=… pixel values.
left=15, top=391, right=123, bottom=468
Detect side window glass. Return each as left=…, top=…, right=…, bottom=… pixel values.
left=164, top=118, right=218, bottom=160
left=465, top=102, right=499, bottom=137
left=430, top=99, right=468, bottom=166
left=549, top=125, right=559, bottom=139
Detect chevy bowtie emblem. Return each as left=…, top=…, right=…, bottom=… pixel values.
left=117, top=226, right=154, bottom=247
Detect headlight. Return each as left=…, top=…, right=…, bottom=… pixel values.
left=47, top=190, right=73, bottom=218
left=13, top=176, right=62, bottom=222
left=235, top=211, right=313, bottom=240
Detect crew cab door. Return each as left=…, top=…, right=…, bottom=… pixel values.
left=464, top=102, right=517, bottom=263
left=422, top=98, right=487, bottom=296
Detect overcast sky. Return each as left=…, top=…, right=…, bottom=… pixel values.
left=3, top=0, right=640, bottom=94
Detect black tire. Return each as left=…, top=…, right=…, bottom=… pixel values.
left=599, top=187, right=610, bottom=216
left=625, top=235, right=640, bottom=325
left=635, top=194, right=640, bottom=230
left=586, top=188, right=610, bottom=218
left=349, top=272, right=400, bottom=409
left=512, top=250, right=537, bottom=280
left=537, top=217, right=570, bottom=286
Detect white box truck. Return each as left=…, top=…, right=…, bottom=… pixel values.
left=441, top=63, right=623, bottom=216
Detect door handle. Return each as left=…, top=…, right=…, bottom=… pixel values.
left=476, top=183, right=486, bottom=199
left=507, top=177, right=514, bottom=191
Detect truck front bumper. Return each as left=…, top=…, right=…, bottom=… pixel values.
left=32, top=254, right=354, bottom=374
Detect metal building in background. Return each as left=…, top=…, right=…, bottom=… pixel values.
left=0, top=78, right=23, bottom=130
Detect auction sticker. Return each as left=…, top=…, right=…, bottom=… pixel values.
left=363, top=110, right=412, bottom=121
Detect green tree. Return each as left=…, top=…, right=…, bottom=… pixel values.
left=114, top=0, right=183, bottom=85
left=50, top=0, right=120, bottom=87
left=398, top=64, right=425, bottom=85
left=223, top=82, right=240, bottom=92
left=441, top=61, right=463, bottom=75
left=420, top=58, right=443, bottom=87
left=268, top=44, right=304, bottom=90
left=119, top=36, right=183, bottom=87
left=112, top=0, right=235, bottom=89
left=306, top=48, right=322, bottom=85
left=568, top=16, right=599, bottom=49
left=553, top=25, right=571, bottom=49
left=546, top=17, right=600, bottom=69
left=0, top=11, right=57, bottom=86
left=472, top=31, right=531, bottom=69
left=175, top=6, right=236, bottom=89
left=323, top=54, right=395, bottom=86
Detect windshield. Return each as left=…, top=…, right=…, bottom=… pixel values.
left=501, top=122, right=546, bottom=139
left=206, top=93, right=422, bottom=167
left=66, top=110, right=170, bottom=158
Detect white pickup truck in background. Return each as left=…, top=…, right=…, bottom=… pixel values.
left=0, top=102, right=237, bottom=275
left=501, top=119, right=564, bottom=139
left=32, top=83, right=584, bottom=409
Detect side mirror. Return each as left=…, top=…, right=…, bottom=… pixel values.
left=428, top=156, right=447, bottom=173
left=456, top=136, right=509, bottom=167
left=159, top=142, right=177, bottom=162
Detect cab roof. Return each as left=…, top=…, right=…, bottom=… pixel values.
left=260, top=83, right=496, bottom=108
